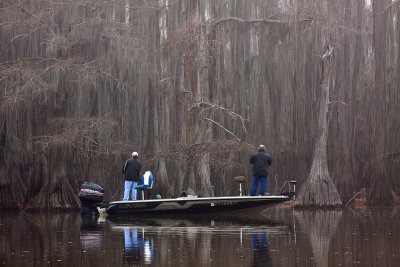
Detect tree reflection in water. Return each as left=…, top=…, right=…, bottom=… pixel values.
left=295, top=210, right=342, bottom=267
left=3, top=209, right=400, bottom=266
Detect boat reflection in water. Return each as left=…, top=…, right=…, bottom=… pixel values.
left=80, top=215, right=104, bottom=250
left=251, top=230, right=272, bottom=267
left=3, top=208, right=400, bottom=266
left=122, top=226, right=154, bottom=264
left=106, top=215, right=288, bottom=266
left=122, top=226, right=154, bottom=265
left=80, top=215, right=155, bottom=265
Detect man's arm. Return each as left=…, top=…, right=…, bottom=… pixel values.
left=123, top=160, right=128, bottom=173
left=249, top=154, right=254, bottom=164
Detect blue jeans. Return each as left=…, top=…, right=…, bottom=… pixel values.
left=124, top=227, right=139, bottom=263
left=124, top=181, right=138, bottom=200
left=250, top=176, right=267, bottom=196
left=124, top=227, right=138, bottom=247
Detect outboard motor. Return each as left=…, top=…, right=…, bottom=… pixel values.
left=79, top=182, right=105, bottom=215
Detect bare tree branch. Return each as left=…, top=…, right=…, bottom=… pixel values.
left=375, top=151, right=400, bottom=159
left=328, top=101, right=346, bottom=105
left=382, top=0, right=400, bottom=14
left=189, top=99, right=249, bottom=136
left=213, top=16, right=284, bottom=26
left=203, top=118, right=241, bottom=142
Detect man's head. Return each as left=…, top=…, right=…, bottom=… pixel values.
left=258, top=145, right=266, bottom=152
left=132, top=151, right=139, bottom=158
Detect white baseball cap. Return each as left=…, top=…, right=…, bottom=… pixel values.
left=132, top=151, right=139, bottom=157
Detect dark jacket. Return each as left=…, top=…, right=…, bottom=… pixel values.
left=123, top=157, right=141, bottom=182
left=249, top=151, right=272, bottom=177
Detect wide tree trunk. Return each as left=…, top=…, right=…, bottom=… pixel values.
left=368, top=0, right=393, bottom=204
left=25, top=150, right=80, bottom=210
left=330, top=0, right=356, bottom=202
left=295, top=45, right=342, bottom=207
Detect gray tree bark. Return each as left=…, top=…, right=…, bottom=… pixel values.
left=0, top=0, right=399, bottom=209
left=296, top=45, right=342, bottom=207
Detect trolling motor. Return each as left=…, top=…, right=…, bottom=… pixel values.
left=79, top=182, right=105, bottom=215
left=280, top=180, right=297, bottom=200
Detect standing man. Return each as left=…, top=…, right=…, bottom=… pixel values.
left=123, top=151, right=141, bottom=200
left=249, top=145, right=272, bottom=196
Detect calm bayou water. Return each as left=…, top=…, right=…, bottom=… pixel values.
left=1, top=207, right=400, bottom=266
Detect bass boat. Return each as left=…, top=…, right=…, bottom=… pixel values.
left=79, top=180, right=296, bottom=217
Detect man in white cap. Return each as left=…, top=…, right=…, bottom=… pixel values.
left=122, top=151, right=142, bottom=200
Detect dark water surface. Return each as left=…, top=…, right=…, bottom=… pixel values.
left=1, top=207, right=400, bottom=266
